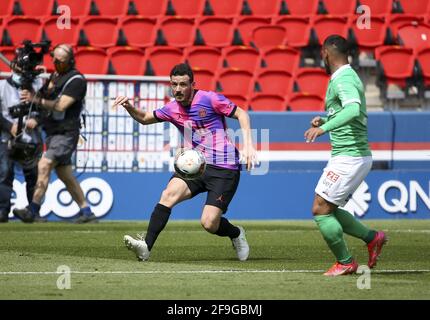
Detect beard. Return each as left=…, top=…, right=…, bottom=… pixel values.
left=323, top=58, right=331, bottom=75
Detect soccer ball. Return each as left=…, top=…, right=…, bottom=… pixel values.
left=174, top=149, right=206, bottom=180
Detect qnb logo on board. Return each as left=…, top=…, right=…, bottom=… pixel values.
left=378, top=180, right=430, bottom=214
left=11, top=177, right=114, bottom=218
left=343, top=181, right=371, bottom=217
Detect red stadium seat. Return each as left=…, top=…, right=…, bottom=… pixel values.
left=357, top=0, right=393, bottom=15
left=285, top=0, right=319, bottom=15
left=417, top=48, right=430, bottom=87
left=288, top=93, right=325, bottom=111
left=3, top=17, right=43, bottom=46
left=75, top=47, right=109, bottom=74
left=295, top=68, right=330, bottom=98
left=222, top=46, right=260, bottom=73
left=43, top=17, right=80, bottom=47
left=107, top=47, right=145, bottom=75
left=261, top=46, right=300, bottom=74
left=274, top=17, right=311, bottom=48
left=159, top=17, right=196, bottom=48
left=0, top=47, right=15, bottom=72
left=396, top=0, right=430, bottom=15
left=207, top=0, right=243, bottom=17
left=197, top=17, right=235, bottom=47
left=217, top=69, right=254, bottom=96
left=92, top=0, right=129, bottom=16
left=224, top=94, right=249, bottom=110
left=236, top=17, right=271, bottom=46
left=145, top=47, right=184, bottom=76
left=245, top=0, right=282, bottom=16
left=168, top=0, right=205, bottom=17
left=389, top=15, right=425, bottom=39
left=0, top=0, right=13, bottom=17
left=249, top=93, right=287, bottom=112
left=184, top=46, right=222, bottom=71
left=256, top=70, right=293, bottom=96
left=18, top=0, right=54, bottom=16
left=132, top=0, right=167, bottom=17
left=398, top=22, right=430, bottom=52
left=313, top=16, right=349, bottom=45
left=81, top=17, right=119, bottom=48
left=251, top=26, right=287, bottom=49
left=119, top=17, right=157, bottom=47
left=193, top=68, right=216, bottom=91
left=55, top=0, right=91, bottom=17
left=322, top=0, right=356, bottom=15
left=352, top=16, right=387, bottom=53
left=375, top=46, right=415, bottom=88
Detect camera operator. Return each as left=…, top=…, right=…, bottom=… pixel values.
left=13, top=44, right=97, bottom=224
left=0, top=52, right=45, bottom=223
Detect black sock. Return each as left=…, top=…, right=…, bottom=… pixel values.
left=145, top=203, right=172, bottom=251
left=215, top=217, right=240, bottom=239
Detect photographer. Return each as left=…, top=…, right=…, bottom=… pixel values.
left=0, top=51, right=45, bottom=223
left=13, top=44, right=97, bottom=224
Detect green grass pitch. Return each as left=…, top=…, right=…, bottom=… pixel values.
left=0, top=220, right=429, bottom=300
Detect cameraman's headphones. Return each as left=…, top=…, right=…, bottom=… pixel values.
left=51, top=44, right=75, bottom=67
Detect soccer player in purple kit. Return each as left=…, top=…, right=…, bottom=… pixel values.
left=113, top=63, right=258, bottom=262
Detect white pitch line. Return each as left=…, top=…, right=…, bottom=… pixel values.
left=1, top=269, right=430, bottom=275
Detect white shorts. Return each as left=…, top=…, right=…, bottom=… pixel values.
left=315, top=155, right=372, bottom=207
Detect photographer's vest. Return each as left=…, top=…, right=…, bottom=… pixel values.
left=0, top=78, right=43, bottom=143
left=43, top=69, right=86, bottom=135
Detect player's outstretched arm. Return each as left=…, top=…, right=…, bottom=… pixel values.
left=232, top=107, right=258, bottom=171
left=113, top=96, right=158, bottom=125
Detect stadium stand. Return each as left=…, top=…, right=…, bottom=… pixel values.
left=236, top=16, right=271, bottom=46
left=255, top=70, right=293, bottom=96
left=43, top=17, right=80, bottom=47
left=221, top=46, right=260, bottom=73
left=107, top=47, right=145, bottom=75
left=192, top=68, right=216, bottom=91
left=417, top=47, right=430, bottom=95
left=0, top=0, right=428, bottom=111
left=79, top=17, right=119, bottom=47
left=249, top=93, right=287, bottom=112
left=17, top=0, right=54, bottom=16
left=131, top=0, right=167, bottom=17
left=55, top=0, right=91, bottom=17
left=261, top=46, right=300, bottom=74
left=145, top=46, right=184, bottom=76
left=75, top=47, right=109, bottom=74
left=287, top=92, right=325, bottom=111
left=158, top=17, right=196, bottom=48
left=225, top=93, right=249, bottom=110
left=251, top=25, right=287, bottom=49
left=119, top=17, right=157, bottom=48
left=216, top=69, right=254, bottom=97
left=0, top=47, right=15, bottom=72
left=294, top=68, right=330, bottom=98
left=2, top=17, right=43, bottom=46
left=184, top=46, right=222, bottom=71
left=206, top=0, right=243, bottom=17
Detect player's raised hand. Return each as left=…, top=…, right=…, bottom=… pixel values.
left=311, top=116, right=323, bottom=127
left=113, top=96, right=132, bottom=109
left=240, top=144, right=259, bottom=171
left=304, top=127, right=325, bottom=143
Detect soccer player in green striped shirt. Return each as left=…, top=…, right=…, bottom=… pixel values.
left=304, top=35, right=387, bottom=276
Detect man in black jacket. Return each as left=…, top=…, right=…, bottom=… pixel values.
left=13, top=44, right=96, bottom=223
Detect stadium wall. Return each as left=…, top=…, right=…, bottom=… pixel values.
left=10, top=112, right=430, bottom=221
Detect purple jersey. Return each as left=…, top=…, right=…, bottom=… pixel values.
left=153, top=90, right=240, bottom=170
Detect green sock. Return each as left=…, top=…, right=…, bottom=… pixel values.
left=334, top=208, right=377, bottom=243
left=314, top=214, right=353, bottom=264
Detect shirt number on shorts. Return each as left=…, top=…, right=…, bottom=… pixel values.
left=326, top=171, right=340, bottom=183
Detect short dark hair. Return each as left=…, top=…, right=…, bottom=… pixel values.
left=170, top=63, right=194, bottom=82
left=323, top=35, right=349, bottom=56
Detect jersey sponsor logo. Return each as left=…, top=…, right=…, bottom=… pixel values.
left=326, top=171, right=340, bottom=182
left=198, top=108, right=207, bottom=118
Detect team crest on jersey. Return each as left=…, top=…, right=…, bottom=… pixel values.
left=198, top=108, right=207, bottom=118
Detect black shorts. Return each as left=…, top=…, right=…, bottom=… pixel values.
left=172, top=165, right=240, bottom=213
left=44, top=132, right=79, bottom=166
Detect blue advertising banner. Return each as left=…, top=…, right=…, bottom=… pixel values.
left=11, top=171, right=430, bottom=220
